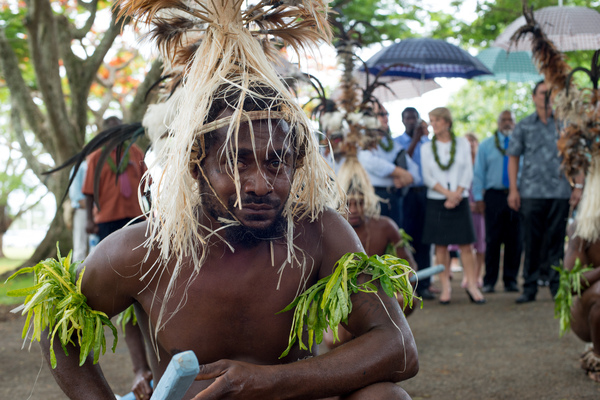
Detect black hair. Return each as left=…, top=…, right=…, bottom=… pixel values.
left=402, top=107, right=419, bottom=119
left=533, top=80, right=545, bottom=96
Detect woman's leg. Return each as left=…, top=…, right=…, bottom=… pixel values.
left=435, top=245, right=451, bottom=302
left=459, top=243, right=485, bottom=301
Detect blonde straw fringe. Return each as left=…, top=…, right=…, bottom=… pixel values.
left=575, top=156, right=600, bottom=242
left=116, top=0, right=342, bottom=339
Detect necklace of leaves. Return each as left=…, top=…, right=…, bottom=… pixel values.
left=494, top=131, right=506, bottom=156
left=106, top=144, right=131, bottom=175
left=431, top=132, right=456, bottom=171
left=379, top=132, right=394, bottom=152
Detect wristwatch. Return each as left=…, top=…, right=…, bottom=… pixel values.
left=573, top=183, right=584, bottom=189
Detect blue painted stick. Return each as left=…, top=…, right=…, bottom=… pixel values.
left=150, top=350, right=200, bottom=400
left=409, top=264, right=445, bottom=282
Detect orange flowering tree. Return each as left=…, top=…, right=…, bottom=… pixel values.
left=0, top=0, right=162, bottom=265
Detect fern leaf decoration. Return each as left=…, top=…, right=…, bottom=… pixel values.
left=5, top=243, right=118, bottom=368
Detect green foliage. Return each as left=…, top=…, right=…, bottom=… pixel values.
left=447, top=80, right=535, bottom=141
left=5, top=244, right=118, bottom=368
left=553, top=258, right=593, bottom=337
left=0, top=7, right=35, bottom=86
left=330, top=0, right=428, bottom=45
left=0, top=272, right=33, bottom=305
left=278, top=252, right=416, bottom=358
left=116, top=304, right=138, bottom=333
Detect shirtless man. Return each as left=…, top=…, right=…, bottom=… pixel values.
left=324, top=190, right=418, bottom=349
left=563, top=222, right=600, bottom=382
left=39, top=94, right=418, bottom=399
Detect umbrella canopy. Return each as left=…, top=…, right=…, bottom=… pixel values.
left=493, top=6, right=600, bottom=52
left=474, top=47, right=543, bottom=82
left=363, top=37, right=492, bottom=80
left=352, top=73, right=441, bottom=102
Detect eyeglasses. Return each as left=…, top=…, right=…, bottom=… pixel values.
left=377, top=113, right=389, bottom=117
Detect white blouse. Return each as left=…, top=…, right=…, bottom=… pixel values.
left=420, top=135, right=473, bottom=200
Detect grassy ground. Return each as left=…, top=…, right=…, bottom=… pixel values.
left=0, top=247, right=34, bottom=305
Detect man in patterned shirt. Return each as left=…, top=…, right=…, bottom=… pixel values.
left=507, top=81, right=582, bottom=303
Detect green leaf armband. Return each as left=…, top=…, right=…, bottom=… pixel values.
left=553, top=258, right=593, bottom=337
left=278, top=252, right=416, bottom=358
left=5, top=244, right=118, bottom=368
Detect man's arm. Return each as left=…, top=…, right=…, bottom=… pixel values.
left=565, top=223, right=600, bottom=292
left=39, top=225, right=147, bottom=399
left=507, top=155, right=520, bottom=211
left=192, top=210, right=418, bottom=399
left=85, top=194, right=98, bottom=234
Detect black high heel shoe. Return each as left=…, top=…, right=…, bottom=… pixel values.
left=465, top=289, right=486, bottom=304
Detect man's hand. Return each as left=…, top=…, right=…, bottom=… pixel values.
left=570, top=187, right=583, bottom=207
left=193, top=360, right=272, bottom=399
left=86, top=220, right=99, bottom=234
left=132, top=369, right=153, bottom=400
left=474, top=201, right=485, bottom=214
left=392, top=167, right=413, bottom=188
left=508, top=188, right=520, bottom=211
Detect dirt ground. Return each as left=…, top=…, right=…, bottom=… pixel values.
left=1, top=271, right=599, bottom=400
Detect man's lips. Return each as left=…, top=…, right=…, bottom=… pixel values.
left=242, top=203, right=274, bottom=211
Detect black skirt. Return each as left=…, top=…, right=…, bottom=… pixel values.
left=422, top=198, right=476, bottom=245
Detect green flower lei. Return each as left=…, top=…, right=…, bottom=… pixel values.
left=494, top=131, right=506, bottom=156
left=431, top=132, right=456, bottom=171
left=278, top=252, right=417, bottom=358
left=379, top=134, right=394, bottom=152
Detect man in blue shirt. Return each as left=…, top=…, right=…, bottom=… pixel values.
left=358, top=104, right=418, bottom=230
left=508, top=81, right=581, bottom=303
left=395, top=107, right=434, bottom=300
left=473, top=110, right=521, bottom=294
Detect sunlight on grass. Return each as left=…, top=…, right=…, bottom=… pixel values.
left=1, top=272, right=34, bottom=305
left=0, top=247, right=34, bottom=275
left=1, top=247, right=34, bottom=305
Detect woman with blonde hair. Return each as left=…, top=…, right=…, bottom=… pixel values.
left=421, top=107, right=485, bottom=304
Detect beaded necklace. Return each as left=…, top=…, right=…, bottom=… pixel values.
left=431, top=132, right=456, bottom=171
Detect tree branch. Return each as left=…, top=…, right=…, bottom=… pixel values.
left=72, top=0, right=98, bottom=40
left=0, top=26, right=54, bottom=155
left=10, top=96, right=46, bottom=179
left=25, top=0, right=77, bottom=161
left=128, top=59, right=164, bottom=123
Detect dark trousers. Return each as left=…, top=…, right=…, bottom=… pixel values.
left=97, top=217, right=138, bottom=242
left=520, top=198, right=570, bottom=297
left=402, top=186, right=431, bottom=291
left=483, top=189, right=522, bottom=288
left=374, top=186, right=404, bottom=229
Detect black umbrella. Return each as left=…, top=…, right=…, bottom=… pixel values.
left=363, top=37, right=492, bottom=80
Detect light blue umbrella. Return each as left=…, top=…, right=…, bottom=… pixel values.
left=474, top=47, right=543, bottom=82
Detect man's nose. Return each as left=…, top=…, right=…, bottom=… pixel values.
left=243, top=168, right=273, bottom=196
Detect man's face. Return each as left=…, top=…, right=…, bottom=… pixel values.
left=402, top=110, right=419, bottom=134
left=532, top=83, right=551, bottom=110
left=497, top=111, right=515, bottom=134
left=198, top=117, right=294, bottom=244
left=347, top=195, right=365, bottom=228
left=376, top=107, right=389, bottom=132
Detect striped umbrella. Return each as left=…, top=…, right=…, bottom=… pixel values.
left=474, top=47, right=543, bottom=82
left=493, top=6, right=600, bottom=52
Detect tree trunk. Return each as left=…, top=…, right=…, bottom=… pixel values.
left=17, top=169, right=72, bottom=271
left=0, top=233, right=5, bottom=259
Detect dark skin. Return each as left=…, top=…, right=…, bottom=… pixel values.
left=40, top=116, right=418, bottom=400
left=564, top=222, right=600, bottom=373
left=325, top=196, right=418, bottom=348
left=401, top=109, right=427, bottom=159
